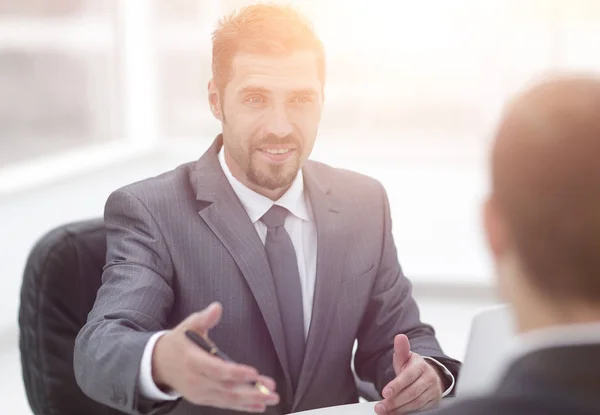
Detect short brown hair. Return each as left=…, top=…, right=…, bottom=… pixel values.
left=211, top=3, right=326, bottom=92
left=492, top=76, right=600, bottom=304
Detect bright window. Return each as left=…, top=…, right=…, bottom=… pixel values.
left=1, top=0, right=599, bottom=175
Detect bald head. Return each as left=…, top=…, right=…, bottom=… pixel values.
left=491, top=75, right=600, bottom=304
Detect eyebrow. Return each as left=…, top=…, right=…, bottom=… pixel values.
left=237, top=86, right=271, bottom=95
left=237, top=86, right=319, bottom=96
left=291, top=88, right=319, bottom=96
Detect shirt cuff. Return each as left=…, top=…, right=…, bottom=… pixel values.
left=139, top=330, right=181, bottom=401
left=423, top=356, right=455, bottom=398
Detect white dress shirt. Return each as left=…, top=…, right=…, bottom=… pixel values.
left=138, top=148, right=454, bottom=400
left=216, top=148, right=319, bottom=337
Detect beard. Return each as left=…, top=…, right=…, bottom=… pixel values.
left=247, top=133, right=303, bottom=191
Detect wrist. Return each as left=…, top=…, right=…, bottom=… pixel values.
left=425, top=360, right=448, bottom=390
left=151, top=334, right=171, bottom=391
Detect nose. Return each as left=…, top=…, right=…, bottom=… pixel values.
left=265, top=105, right=293, bottom=138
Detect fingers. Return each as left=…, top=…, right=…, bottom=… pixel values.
left=384, top=376, right=434, bottom=413
left=256, top=375, right=277, bottom=393
left=183, top=347, right=279, bottom=411
left=175, top=306, right=280, bottom=412
left=392, top=334, right=411, bottom=373
left=179, top=302, right=223, bottom=333
left=184, top=364, right=279, bottom=412
left=396, top=395, right=439, bottom=414
left=377, top=354, right=443, bottom=415
left=206, top=379, right=280, bottom=412
left=219, top=375, right=278, bottom=399
left=188, top=349, right=260, bottom=384
left=383, top=355, right=423, bottom=400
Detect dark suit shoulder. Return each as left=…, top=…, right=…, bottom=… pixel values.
left=304, top=160, right=385, bottom=201
left=107, top=160, right=197, bottom=212
left=430, top=395, right=598, bottom=415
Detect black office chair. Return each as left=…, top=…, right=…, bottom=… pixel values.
left=18, top=218, right=126, bottom=414
left=18, top=219, right=380, bottom=414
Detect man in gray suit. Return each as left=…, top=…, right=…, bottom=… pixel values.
left=74, top=4, right=460, bottom=414
left=427, top=76, right=600, bottom=415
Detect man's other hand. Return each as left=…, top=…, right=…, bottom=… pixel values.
left=375, top=334, right=443, bottom=414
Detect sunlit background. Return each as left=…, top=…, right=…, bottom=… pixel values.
left=1, top=0, right=599, bottom=412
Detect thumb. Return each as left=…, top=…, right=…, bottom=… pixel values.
left=180, top=302, right=223, bottom=333
left=392, top=334, right=411, bottom=374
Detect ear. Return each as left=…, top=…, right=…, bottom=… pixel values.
left=484, top=195, right=509, bottom=298
left=208, top=79, right=223, bottom=122
left=483, top=194, right=508, bottom=261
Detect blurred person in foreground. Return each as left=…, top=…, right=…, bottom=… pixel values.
left=73, top=4, right=459, bottom=415
left=428, top=75, right=600, bottom=415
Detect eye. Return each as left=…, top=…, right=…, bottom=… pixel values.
left=292, top=95, right=314, bottom=104
left=245, top=95, right=265, bottom=105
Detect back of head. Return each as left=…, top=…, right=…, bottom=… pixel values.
left=211, top=3, right=325, bottom=92
left=490, top=74, right=600, bottom=308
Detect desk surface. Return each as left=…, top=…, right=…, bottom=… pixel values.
left=294, top=398, right=457, bottom=414
left=294, top=402, right=377, bottom=415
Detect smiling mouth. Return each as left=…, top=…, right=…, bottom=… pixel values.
left=259, top=148, right=294, bottom=155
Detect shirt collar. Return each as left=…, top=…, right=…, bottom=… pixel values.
left=502, top=321, right=600, bottom=370
left=515, top=321, right=600, bottom=354
left=218, top=146, right=311, bottom=224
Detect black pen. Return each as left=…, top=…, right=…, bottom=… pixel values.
left=184, top=329, right=270, bottom=395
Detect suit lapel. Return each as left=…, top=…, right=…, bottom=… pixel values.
left=190, top=137, right=293, bottom=396
left=293, top=162, right=348, bottom=409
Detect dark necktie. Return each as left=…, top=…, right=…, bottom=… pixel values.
left=260, top=205, right=305, bottom=390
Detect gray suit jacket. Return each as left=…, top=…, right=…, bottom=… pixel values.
left=74, top=136, right=460, bottom=414
left=427, top=344, right=600, bottom=415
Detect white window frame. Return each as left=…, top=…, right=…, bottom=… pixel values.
left=0, top=1, right=161, bottom=197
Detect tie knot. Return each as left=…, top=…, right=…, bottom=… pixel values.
left=260, top=205, right=289, bottom=229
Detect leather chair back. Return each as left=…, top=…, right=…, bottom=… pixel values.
left=18, top=219, right=125, bottom=414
